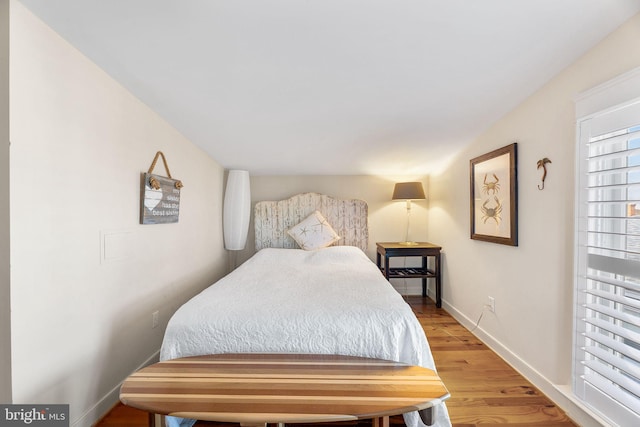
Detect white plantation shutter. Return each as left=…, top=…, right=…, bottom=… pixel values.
left=575, top=96, right=640, bottom=426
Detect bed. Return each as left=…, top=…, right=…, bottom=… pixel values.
left=160, top=193, right=451, bottom=427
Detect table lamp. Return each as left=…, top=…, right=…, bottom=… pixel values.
left=392, top=181, right=426, bottom=245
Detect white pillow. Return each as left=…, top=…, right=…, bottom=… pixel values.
left=287, top=211, right=341, bottom=250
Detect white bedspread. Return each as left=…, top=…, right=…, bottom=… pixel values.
left=160, top=246, right=450, bottom=427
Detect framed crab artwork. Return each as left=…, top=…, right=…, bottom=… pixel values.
left=470, top=143, right=518, bottom=246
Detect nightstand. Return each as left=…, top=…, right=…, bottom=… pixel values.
left=376, top=242, right=442, bottom=307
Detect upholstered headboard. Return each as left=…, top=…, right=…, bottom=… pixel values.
left=254, top=193, right=369, bottom=252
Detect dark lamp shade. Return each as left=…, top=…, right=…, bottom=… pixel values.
left=392, top=182, right=426, bottom=200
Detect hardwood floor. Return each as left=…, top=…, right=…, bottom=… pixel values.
left=408, top=297, right=576, bottom=427
left=96, top=297, right=577, bottom=427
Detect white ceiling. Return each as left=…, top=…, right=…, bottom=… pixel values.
left=18, top=0, right=640, bottom=175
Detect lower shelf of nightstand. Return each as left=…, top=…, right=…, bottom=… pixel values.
left=384, top=267, right=436, bottom=279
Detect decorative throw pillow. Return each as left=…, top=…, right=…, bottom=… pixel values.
left=287, top=211, right=341, bottom=250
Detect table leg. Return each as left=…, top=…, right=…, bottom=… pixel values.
left=372, top=416, right=389, bottom=427
left=435, top=253, right=441, bottom=308
left=421, top=256, right=427, bottom=297
left=384, top=255, right=390, bottom=280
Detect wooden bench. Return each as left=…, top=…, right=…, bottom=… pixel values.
left=120, top=353, right=450, bottom=427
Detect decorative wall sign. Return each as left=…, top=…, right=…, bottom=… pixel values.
left=140, top=151, right=183, bottom=225
left=470, top=143, right=518, bottom=246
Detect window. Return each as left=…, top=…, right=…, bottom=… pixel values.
left=575, top=98, right=640, bottom=426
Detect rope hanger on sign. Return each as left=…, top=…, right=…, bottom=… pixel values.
left=147, top=151, right=184, bottom=190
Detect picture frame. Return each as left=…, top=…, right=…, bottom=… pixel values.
left=470, top=143, right=518, bottom=246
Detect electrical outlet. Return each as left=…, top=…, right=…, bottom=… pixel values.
left=152, top=310, right=159, bottom=329
left=488, top=296, right=495, bottom=313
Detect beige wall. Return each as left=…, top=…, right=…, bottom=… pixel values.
left=241, top=175, right=431, bottom=295
left=428, top=13, right=640, bottom=426
left=0, top=0, right=11, bottom=403
left=9, top=3, right=227, bottom=425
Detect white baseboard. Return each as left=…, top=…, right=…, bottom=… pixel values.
left=441, top=300, right=609, bottom=427
left=72, top=350, right=160, bottom=427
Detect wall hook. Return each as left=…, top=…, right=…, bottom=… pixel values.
left=537, top=158, right=551, bottom=190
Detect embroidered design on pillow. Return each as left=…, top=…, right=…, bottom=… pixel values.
left=287, top=211, right=341, bottom=250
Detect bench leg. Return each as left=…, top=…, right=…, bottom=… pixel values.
left=419, top=408, right=434, bottom=426
left=147, top=413, right=166, bottom=427
left=372, top=416, right=389, bottom=427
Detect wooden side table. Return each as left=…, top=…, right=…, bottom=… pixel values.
left=376, top=242, right=442, bottom=307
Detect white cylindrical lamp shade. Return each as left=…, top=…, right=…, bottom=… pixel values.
left=223, top=170, right=251, bottom=250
